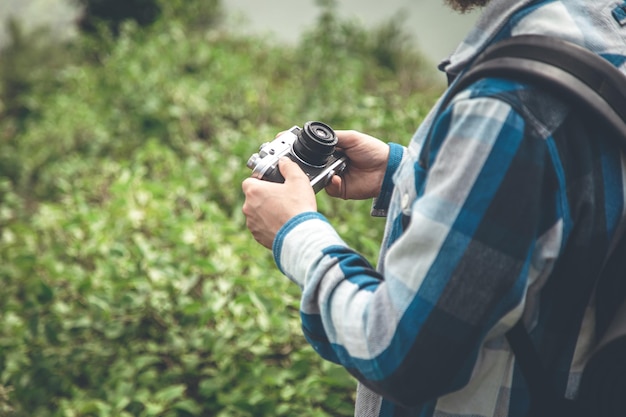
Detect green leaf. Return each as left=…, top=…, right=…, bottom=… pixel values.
left=154, top=384, right=186, bottom=403
left=173, top=398, right=202, bottom=414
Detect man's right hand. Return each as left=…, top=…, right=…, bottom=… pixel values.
left=325, top=130, right=390, bottom=200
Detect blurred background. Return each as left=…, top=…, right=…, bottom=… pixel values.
left=0, top=1, right=478, bottom=416
left=0, top=0, right=479, bottom=66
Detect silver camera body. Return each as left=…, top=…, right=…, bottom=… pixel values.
left=246, top=121, right=347, bottom=193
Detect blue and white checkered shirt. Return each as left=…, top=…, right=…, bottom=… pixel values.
left=272, top=0, right=626, bottom=415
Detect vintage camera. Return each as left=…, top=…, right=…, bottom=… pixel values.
left=246, top=121, right=347, bottom=193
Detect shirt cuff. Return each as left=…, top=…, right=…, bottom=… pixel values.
left=371, top=142, right=404, bottom=217
left=272, top=211, right=345, bottom=287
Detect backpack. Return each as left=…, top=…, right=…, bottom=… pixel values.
left=442, top=35, right=626, bottom=417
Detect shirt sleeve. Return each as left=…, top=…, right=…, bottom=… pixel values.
left=273, top=95, right=555, bottom=406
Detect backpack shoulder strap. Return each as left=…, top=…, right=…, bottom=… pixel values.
left=442, top=34, right=626, bottom=145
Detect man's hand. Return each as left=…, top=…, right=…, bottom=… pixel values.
left=325, top=130, right=390, bottom=200
left=242, top=157, right=317, bottom=249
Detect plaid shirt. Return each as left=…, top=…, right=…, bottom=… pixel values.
left=273, top=0, right=626, bottom=415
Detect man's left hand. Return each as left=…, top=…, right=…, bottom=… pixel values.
left=242, top=157, right=317, bottom=249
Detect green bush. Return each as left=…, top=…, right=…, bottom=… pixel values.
left=75, top=0, right=163, bottom=35
left=0, top=1, right=442, bottom=415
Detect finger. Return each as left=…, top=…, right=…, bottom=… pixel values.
left=278, top=157, right=307, bottom=181
left=325, top=175, right=343, bottom=198
left=334, top=130, right=361, bottom=149
left=241, top=177, right=260, bottom=194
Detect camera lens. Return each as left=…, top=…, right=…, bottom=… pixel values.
left=293, top=121, right=337, bottom=167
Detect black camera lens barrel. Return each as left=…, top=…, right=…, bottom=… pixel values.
left=292, top=121, right=338, bottom=167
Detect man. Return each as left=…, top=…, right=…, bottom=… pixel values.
left=242, top=0, right=626, bottom=415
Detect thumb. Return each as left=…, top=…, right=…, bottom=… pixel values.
left=278, top=157, right=307, bottom=181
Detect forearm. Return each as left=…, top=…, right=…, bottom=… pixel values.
left=273, top=212, right=385, bottom=367
left=274, top=211, right=528, bottom=405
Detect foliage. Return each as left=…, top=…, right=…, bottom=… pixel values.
left=74, top=0, right=162, bottom=35
left=0, top=19, right=76, bottom=124
left=304, top=0, right=433, bottom=85
left=74, top=0, right=223, bottom=36
left=0, top=1, right=443, bottom=416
